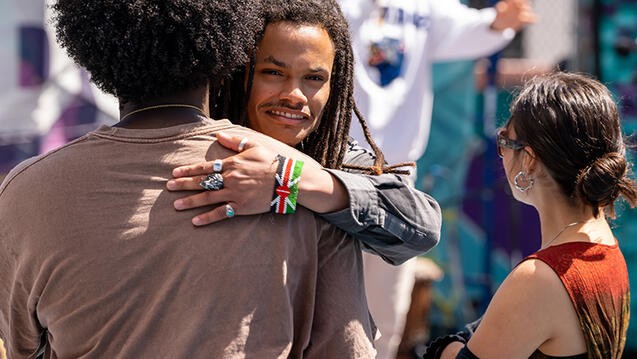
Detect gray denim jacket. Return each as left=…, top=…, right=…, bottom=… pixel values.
left=320, top=140, right=442, bottom=265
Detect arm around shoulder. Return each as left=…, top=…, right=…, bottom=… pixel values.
left=319, top=141, right=442, bottom=265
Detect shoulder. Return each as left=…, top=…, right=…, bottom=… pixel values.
left=0, top=141, right=75, bottom=195
left=487, top=259, right=566, bottom=328
left=0, top=155, right=41, bottom=195
left=496, top=258, right=568, bottom=309
left=467, top=259, right=570, bottom=356
left=486, top=258, right=565, bottom=316
left=0, top=136, right=93, bottom=210
left=509, top=257, right=560, bottom=284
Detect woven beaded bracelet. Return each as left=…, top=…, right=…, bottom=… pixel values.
left=270, top=155, right=304, bottom=214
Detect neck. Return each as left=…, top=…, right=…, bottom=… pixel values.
left=117, top=86, right=211, bottom=129
left=535, top=193, right=603, bottom=249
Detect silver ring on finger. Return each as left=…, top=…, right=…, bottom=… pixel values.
left=238, top=137, right=248, bottom=152
left=200, top=173, right=224, bottom=191
left=225, top=203, right=235, bottom=218
left=213, top=159, right=223, bottom=173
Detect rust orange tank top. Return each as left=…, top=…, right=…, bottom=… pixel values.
left=522, top=241, right=630, bottom=359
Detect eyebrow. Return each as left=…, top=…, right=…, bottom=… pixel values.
left=262, top=56, right=329, bottom=75
left=263, top=56, right=287, bottom=68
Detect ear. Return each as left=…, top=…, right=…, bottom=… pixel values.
left=522, top=147, right=539, bottom=175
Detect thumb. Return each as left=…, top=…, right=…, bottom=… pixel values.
left=216, top=132, right=255, bottom=152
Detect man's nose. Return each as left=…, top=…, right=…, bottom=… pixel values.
left=280, top=81, right=308, bottom=106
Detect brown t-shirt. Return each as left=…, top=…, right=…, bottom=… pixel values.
left=0, top=118, right=376, bottom=358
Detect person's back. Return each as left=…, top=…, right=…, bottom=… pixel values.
left=0, top=120, right=375, bottom=357
left=0, top=0, right=376, bottom=357
left=524, top=241, right=629, bottom=359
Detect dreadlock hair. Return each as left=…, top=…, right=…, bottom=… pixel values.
left=211, top=0, right=413, bottom=174
left=53, top=0, right=262, bottom=104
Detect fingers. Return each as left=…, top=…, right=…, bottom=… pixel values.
left=514, top=0, right=537, bottom=22
left=192, top=202, right=237, bottom=226
left=493, top=0, right=537, bottom=31
left=521, top=11, right=538, bottom=24
left=216, top=132, right=254, bottom=152
left=166, top=175, right=209, bottom=191
left=172, top=161, right=216, bottom=178
left=173, top=190, right=228, bottom=211
left=172, top=156, right=233, bottom=178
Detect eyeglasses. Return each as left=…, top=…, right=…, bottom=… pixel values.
left=496, top=128, right=525, bottom=158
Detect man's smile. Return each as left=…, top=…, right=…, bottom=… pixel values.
left=265, top=108, right=311, bottom=124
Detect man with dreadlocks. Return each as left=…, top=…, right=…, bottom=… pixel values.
left=167, top=0, right=443, bottom=354
left=169, top=0, right=440, bottom=261
left=167, top=1, right=441, bottom=275
left=0, top=0, right=377, bottom=357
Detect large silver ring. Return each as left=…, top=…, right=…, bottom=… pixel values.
left=225, top=203, right=235, bottom=218
left=200, top=173, right=224, bottom=191
left=238, top=137, right=248, bottom=152
left=213, top=159, right=223, bottom=173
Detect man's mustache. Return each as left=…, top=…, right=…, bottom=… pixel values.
left=258, top=101, right=304, bottom=111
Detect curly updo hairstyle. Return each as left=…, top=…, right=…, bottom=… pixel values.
left=508, top=72, right=637, bottom=217
left=52, top=0, right=262, bottom=104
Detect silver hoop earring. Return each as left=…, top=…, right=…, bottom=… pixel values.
left=514, top=171, right=534, bottom=192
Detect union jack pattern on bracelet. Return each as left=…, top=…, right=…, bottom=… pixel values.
left=271, top=155, right=304, bottom=214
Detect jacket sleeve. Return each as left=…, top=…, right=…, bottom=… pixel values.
left=428, top=1, right=514, bottom=62
left=319, top=140, right=441, bottom=265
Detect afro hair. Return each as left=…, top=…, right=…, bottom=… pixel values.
left=52, top=0, right=263, bottom=103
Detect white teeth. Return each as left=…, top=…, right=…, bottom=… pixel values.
left=271, top=110, right=305, bottom=119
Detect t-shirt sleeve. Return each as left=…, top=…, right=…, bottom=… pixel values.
left=303, top=223, right=377, bottom=358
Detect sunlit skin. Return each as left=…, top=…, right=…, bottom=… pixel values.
left=247, top=21, right=335, bottom=146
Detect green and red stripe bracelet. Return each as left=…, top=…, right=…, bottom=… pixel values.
left=270, top=155, right=304, bottom=214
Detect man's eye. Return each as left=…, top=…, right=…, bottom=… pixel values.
left=307, top=75, right=326, bottom=82
left=262, top=69, right=282, bottom=76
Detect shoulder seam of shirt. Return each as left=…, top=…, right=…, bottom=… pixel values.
left=0, top=135, right=90, bottom=198
left=91, top=123, right=239, bottom=144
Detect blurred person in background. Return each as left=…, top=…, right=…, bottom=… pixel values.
left=426, top=72, right=634, bottom=359
left=336, top=0, right=537, bottom=357
left=0, top=0, right=378, bottom=357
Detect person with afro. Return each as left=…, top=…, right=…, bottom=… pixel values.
left=0, top=0, right=376, bottom=357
